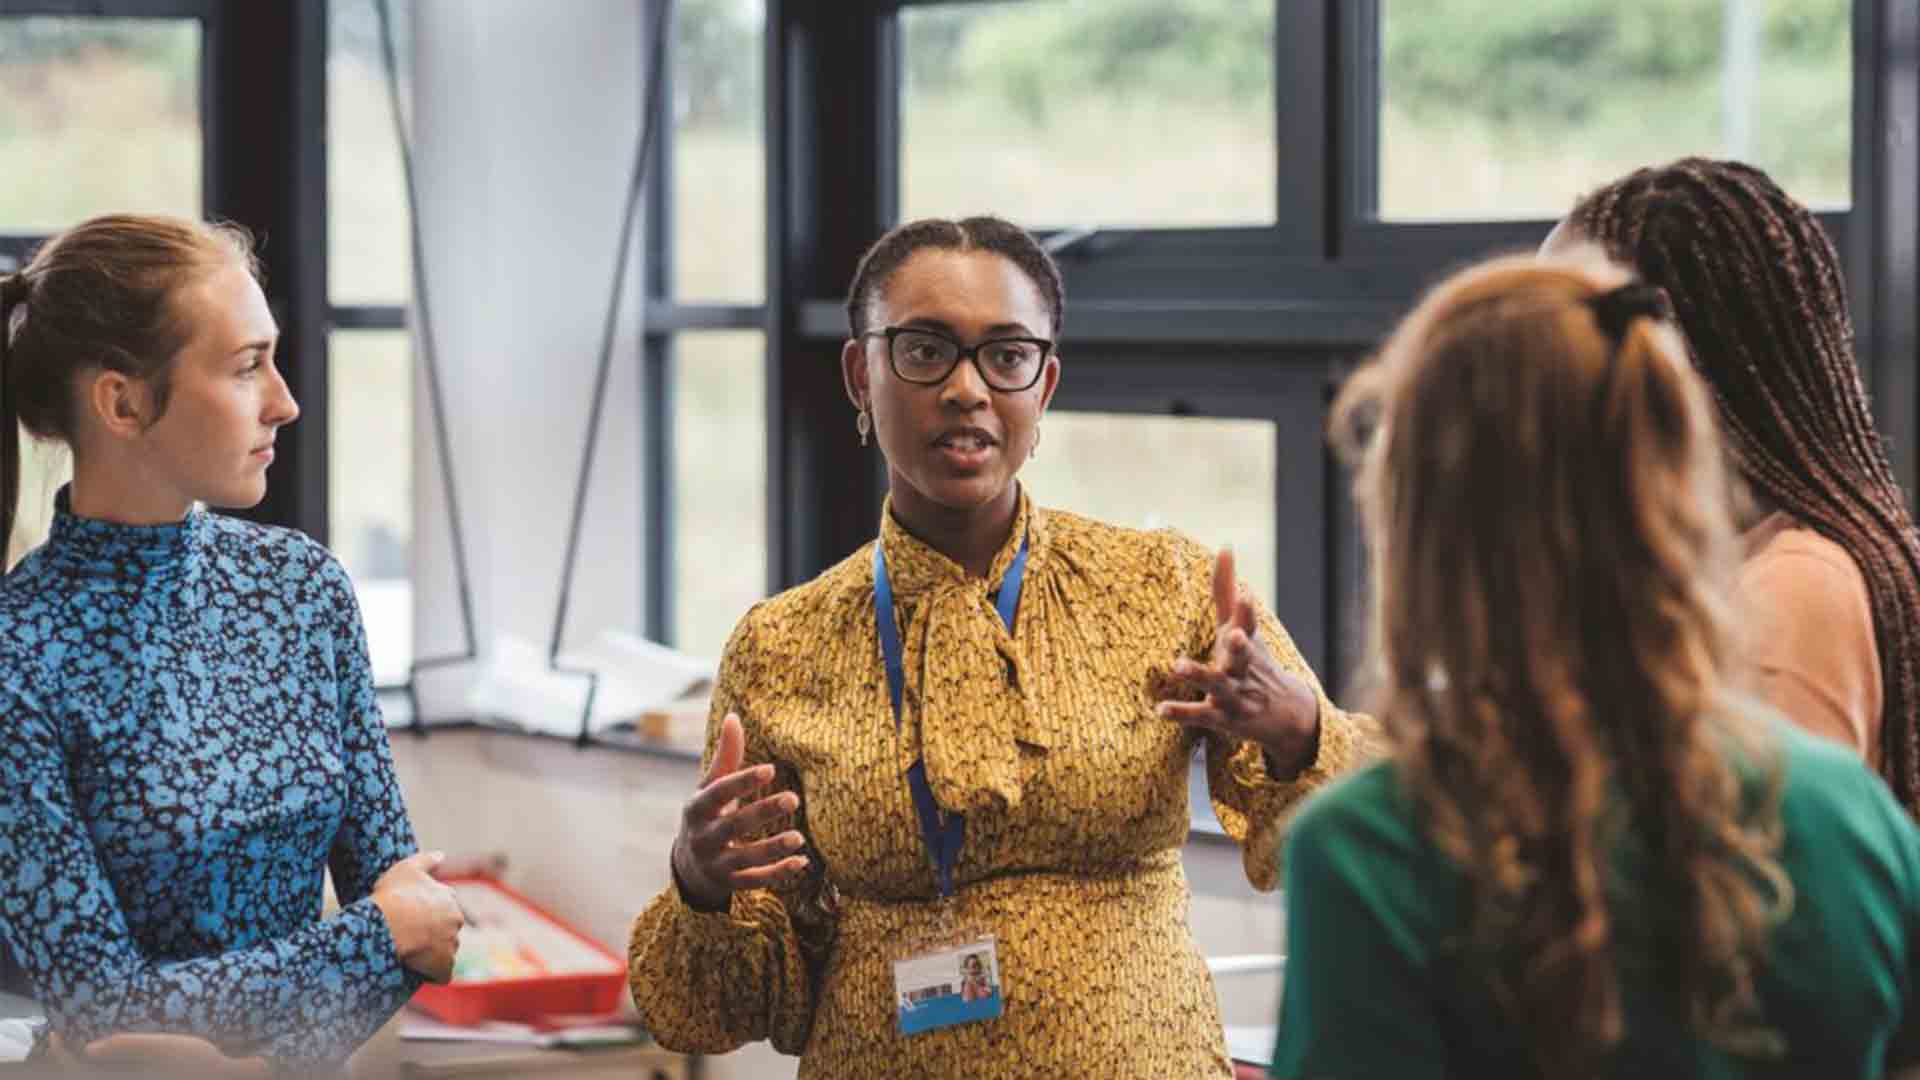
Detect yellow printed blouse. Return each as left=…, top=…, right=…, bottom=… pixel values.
left=628, top=492, right=1370, bottom=1078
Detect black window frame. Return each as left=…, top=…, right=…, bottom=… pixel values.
left=321, top=0, right=413, bottom=634
left=753, top=0, right=1916, bottom=638
left=640, top=0, right=773, bottom=646
left=321, top=0, right=410, bottom=340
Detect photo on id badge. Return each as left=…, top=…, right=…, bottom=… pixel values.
left=895, top=937, right=1003, bottom=1035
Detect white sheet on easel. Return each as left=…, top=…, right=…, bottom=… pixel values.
left=463, top=631, right=714, bottom=737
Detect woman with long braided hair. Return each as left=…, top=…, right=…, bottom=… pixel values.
left=1544, top=157, right=1920, bottom=817
left=1271, top=251, right=1920, bottom=1078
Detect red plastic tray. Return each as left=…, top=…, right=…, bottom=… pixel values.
left=409, top=876, right=628, bottom=1026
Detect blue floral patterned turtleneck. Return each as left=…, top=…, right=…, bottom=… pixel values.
left=0, top=488, right=422, bottom=1073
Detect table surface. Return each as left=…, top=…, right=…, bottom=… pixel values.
left=0, top=1000, right=695, bottom=1079
left=353, top=1009, right=694, bottom=1079
left=380, top=1041, right=691, bottom=1079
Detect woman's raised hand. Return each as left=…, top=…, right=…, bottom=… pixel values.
left=671, top=712, right=809, bottom=910
left=1157, top=548, right=1322, bottom=777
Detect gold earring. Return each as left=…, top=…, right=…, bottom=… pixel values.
left=1031, top=425, right=1041, bottom=459
left=857, top=409, right=871, bottom=447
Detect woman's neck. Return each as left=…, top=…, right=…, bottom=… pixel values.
left=1733, top=476, right=1780, bottom=532
left=887, top=478, right=1018, bottom=579
left=68, top=453, right=193, bottom=525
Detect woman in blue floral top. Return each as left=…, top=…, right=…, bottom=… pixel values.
left=0, top=215, right=462, bottom=1075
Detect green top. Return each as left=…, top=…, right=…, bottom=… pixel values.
left=1270, top=720, right=1920, bottom=1079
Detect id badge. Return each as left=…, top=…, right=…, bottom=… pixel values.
left=893, top=934, right=1004, bottom=1036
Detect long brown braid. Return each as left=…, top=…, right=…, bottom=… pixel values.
left=1570, top=157, right=1920, bottom=816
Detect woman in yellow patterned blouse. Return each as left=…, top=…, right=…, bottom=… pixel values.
left=627, top=216, right=1370, bottom=1078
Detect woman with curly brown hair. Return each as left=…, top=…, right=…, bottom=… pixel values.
left=1268, top=253, right=1920, bottom=1078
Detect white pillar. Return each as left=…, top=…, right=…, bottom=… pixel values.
left=409, top=0, right=648, bottom=719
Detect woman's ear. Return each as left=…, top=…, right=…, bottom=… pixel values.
left=842, top=337, right=871, bottom=410
left=85, top=370, right=154, bottom=440
left=1037, top=351, right=1062, bottom=412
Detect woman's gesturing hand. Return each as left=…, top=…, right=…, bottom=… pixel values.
left=671, top=712, right=810, bottom=911
left=1157, top=548, right=1322, bottom=777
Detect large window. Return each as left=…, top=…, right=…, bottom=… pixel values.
left=326, top=0, right=414, bottom=681
left=1376, top=0, right=1852, bottom=220
left=1021, top=412, right=1277, bottom=612
left=327, top=0, right=412, bottom=306
left=0, top=18, right=203, bottom=231
left=670, top=332, right=767, bottom=658
left=646, top=0, right=1865, bottom=675
left=672, top=0, right=764, bottom=302
left=899, top=1, right=1277, bottom=227
left=328, top=330, right=413, bottom=685
left=647, top=0, right=771, bottom=650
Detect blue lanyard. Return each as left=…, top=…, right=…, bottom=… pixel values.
left=873, top=535, right=1028, bottom=898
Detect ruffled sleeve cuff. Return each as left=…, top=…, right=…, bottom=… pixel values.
left=628, top=884, right=812, bottom=1055
left=1209, top=698, right=1375, bottom=891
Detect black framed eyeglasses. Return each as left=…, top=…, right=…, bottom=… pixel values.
left=860, top=325, right=1055, bottom=392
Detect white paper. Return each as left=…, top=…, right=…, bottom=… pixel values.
left=0, top=1019, right=38, bottom=1064
left=0, top=989, right=41, bottom=1063
left=397, top=1011, right=641, bottom=1048
left=398, top=1013, right=548, bottom=1046
left=464, top=631, right=715, bottom=737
